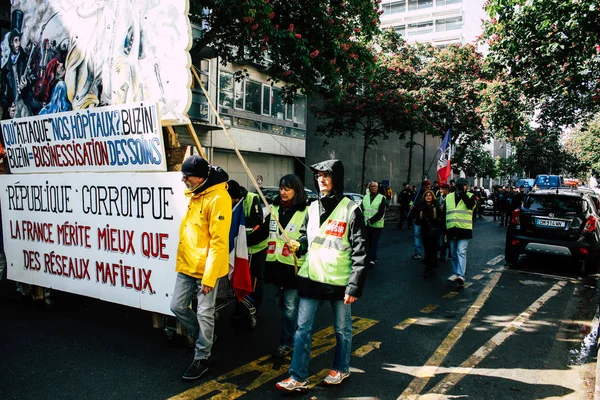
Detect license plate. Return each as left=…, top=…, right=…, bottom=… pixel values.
left=536, top=219, right=565, bottom=228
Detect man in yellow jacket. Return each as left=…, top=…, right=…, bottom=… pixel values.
left=170, top=155, right=231, bottom=381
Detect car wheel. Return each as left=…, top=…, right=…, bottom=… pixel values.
left=583, top=258, right=599, bottom=277
left=505, top=246, right=519, bottom=265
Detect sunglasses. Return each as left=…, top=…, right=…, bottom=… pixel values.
left=314, top=172, right=332, bottom=180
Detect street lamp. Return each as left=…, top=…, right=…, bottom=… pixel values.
left=409, top=136, right=426, bottom=178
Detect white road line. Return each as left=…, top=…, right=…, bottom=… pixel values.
left=425, top=280, right=568, bottom=398
left=486, top=254, right=505, bottom=265
left=500, top=266, right=581, bottom=283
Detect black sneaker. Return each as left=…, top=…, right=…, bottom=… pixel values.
left=182, top=359, right=209, bottom=380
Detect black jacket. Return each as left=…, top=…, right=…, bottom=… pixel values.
left=297, top=159, right=368, bottom=300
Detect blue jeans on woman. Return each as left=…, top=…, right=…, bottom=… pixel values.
left=278, top=288, right=300, bottom=347
left=289, top=297, right=353, bottom=382
left=170, top=272, right=220, bottom=360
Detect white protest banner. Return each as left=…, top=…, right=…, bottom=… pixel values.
left=0, top=172, right=188, bottom=315
left=1, top=102, right=167, bottom=174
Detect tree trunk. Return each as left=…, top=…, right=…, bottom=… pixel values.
left=407, top=129, right=415, bottom=184
left=361, top=133, right=369, bottom=192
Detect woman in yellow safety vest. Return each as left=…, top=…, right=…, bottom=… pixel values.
left=249, top=174, right=308, bottom=359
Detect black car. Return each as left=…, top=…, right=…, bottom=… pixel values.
left=505, top=187, right=600, bottom=275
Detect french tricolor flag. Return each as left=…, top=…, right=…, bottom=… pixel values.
left=229, top=201, right=253, bottom=302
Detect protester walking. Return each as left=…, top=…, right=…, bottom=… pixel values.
left=276, top=159, right=367, bottom=393
left=445, top=178, right=476, bottom=287
left=416, top=190, right=442, bottom=277
left=170, top=155, right=231, bottom=381
left=410, top=180, right=431, bottom=259
left=363, top=181, right=387, bottom=267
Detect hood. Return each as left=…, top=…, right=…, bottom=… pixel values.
left=192, top=166, right=229, bottom=195
left=310, top=159, right=345, bottom=201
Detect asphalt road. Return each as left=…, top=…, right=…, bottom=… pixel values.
left=1, top=213, right=598, bottom=399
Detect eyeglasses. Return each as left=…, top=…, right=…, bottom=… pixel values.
left=314, top=172, right=332, bottom=180
left=181, top=173, right=190, bottom=181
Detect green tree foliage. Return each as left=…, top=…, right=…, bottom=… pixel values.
left=495, top=155, right=524, bottom=183
left=452, top=143, right=496, bottom=179
left=189, top=0, right=381, bottom=97
left=564, top=113, right=600, bottom=175
left=512, top=127, right=568, bottom=177
left=482, top=0, right=600, bottom=127
left=311, top=31, right=421, bottom=189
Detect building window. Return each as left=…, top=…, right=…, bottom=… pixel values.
left=436, top=16, right=462, bottom=32
left=407, top=20, right=433, bottom=36
left=262, top=85, right=271, bottom=115
left=293, top=95, right=306, bottom=124
left=408, top=0, right=433, bottom=11
left=271, top=87, right=285, bottom=119
left=436, top=0, right=461, bottom=6
left=219, top=72, right=234, bottom=109
left=190, top=59, right=210, bottom=121
left=234, top=78, right=244, bottom=109
left=382, top=0, right=406, bottom=14
left=245, top=80, right=262, bottom=114
left=393, top=24, right=406, bottom=37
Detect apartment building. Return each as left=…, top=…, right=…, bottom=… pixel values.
left=379, top=0, right=486, bottom=47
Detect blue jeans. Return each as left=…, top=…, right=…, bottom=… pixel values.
left=366, top=227, right=382, bottom=262
left=448, top=239, right=470, bottom=278
left=278, top=288, right=300, bottom=347
left=289, top=297, right=352, bottom=382
left=413, top=224, right=423, bottom=256
left=170, top=272, right=220, bottom=360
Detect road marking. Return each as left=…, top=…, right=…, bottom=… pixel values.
left=482, top=268, right=493, bottom=273
left=486, top=255, right=504, bottom=265
left=500, top=266, right=580, bottom=282
left=352, top=341, right=381, bottom=357
left=424, top=280, right=567, bottom=398
left=472, top=274, right=484, bottom=280
left=420, top=304, right=439, bottom=313
left=394, top=318, right=418, bottom=330
left=397, top=272, right=502, bottom=400
left=442, top=292, right=459, bottom=299
left=464, top=282, right=473, bottom=288
left=169, top=316, right=378, bottom=399
left=307, top=369, right=330, bottom=388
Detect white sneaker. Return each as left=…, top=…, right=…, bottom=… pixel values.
left=456, top=276, right=465, bottom=286
left=447, top=274, right=459, bottom=282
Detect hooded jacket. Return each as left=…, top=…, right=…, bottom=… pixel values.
left=297, top=159, right=368, bottom=300
left=175, top=166, right=231, bottom=287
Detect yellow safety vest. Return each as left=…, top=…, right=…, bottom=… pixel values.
left=244, top=192, right=268, bottom=254
left=362, top=193, right=385, bottom=228
left=446, top=192, right=474, bottom=230
left=298, top=197, right=356, bottom=286
left=266, top=205, right=307, bottom=265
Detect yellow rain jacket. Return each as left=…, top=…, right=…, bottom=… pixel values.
left=176, top=172, right=231, bottom=288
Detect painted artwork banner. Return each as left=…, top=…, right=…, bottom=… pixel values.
left=1, top=1, right=192, bottom=125
left=1, top=102, right=167, bottom=173
left=0, top=172, right=188, bottom=315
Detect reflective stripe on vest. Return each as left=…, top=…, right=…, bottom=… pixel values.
left=298, top=197, right=356, bottom=286
left=265, top=205, right=307, bottom=265
left=446, top=192, right=474, bottom=230
left=362, top=193, right=385, bottom=228
left=244, top=193, right=268, bottom=254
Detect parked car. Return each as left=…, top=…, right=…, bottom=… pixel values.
left=532, top=174, right=564, bottom=190
left=344, top=192, right=364, bottom=204
left=505, top=187, right=600, bottom=275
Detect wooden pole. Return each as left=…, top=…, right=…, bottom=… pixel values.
left=190, top=67, right=299, bottom=269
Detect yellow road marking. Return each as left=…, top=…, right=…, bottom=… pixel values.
left=483, top=268, right=493, bottom=273
left=308, top=369, right=331, bottom=388
left=397, top=272, right=502, bottom=400
left=352, top=341, right=381, bottom=357
left=442, top=292, right=459, bottom=299
left=394, top=318, right=418, bottom=330
left=472, top=274, right=484, bottom=280
left=425, top=280, right=567, bottom=398
left=464, top=282, right=473, bottom=288
left=420, top=304, right=439, bottom=313
left=169, top=316, right=378, bottom=400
